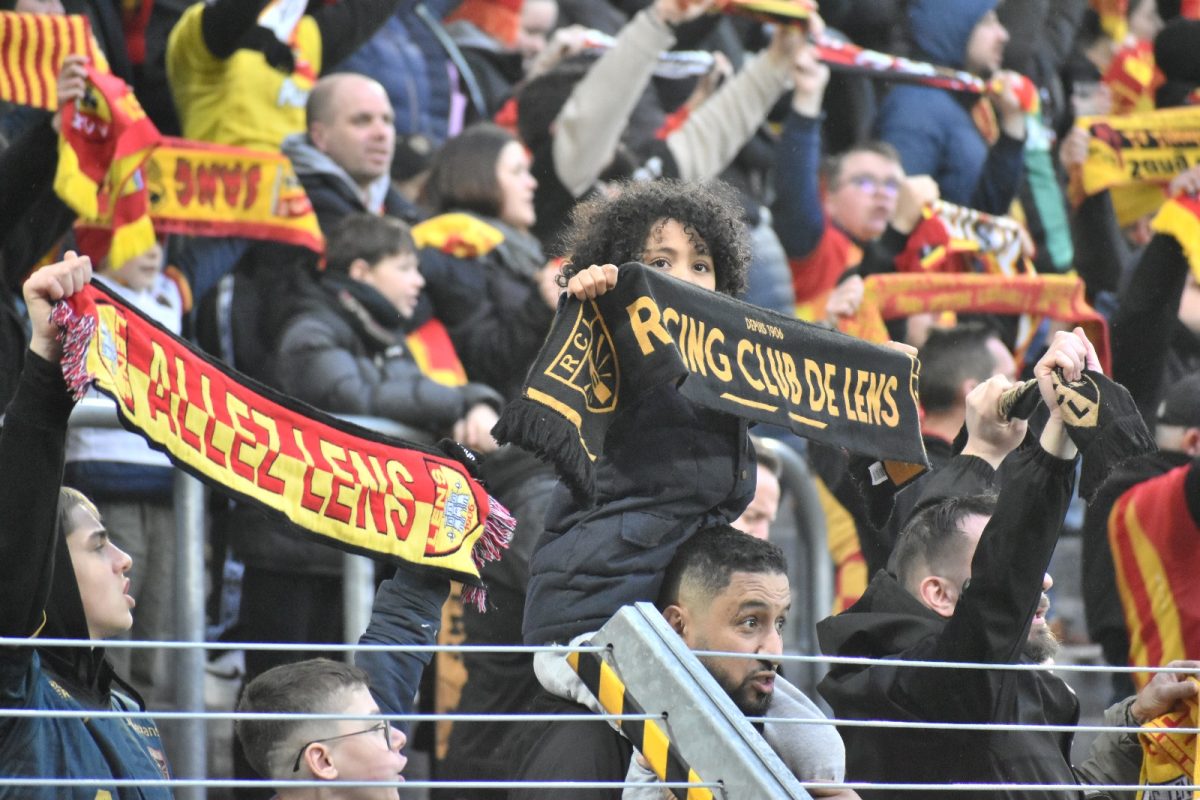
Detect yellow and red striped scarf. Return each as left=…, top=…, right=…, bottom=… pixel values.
left=54, top=65, right=159, bottom=270
left=0, top=11, right=103, bottom=110
left=839, top=272, right=1111, bottom=373
left=1137, top=678, right=1200, bottom=799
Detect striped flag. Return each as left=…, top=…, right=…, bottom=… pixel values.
left=0, top=11, right=102, bottom=110
left=1109, top=464, right=1200, bottom=689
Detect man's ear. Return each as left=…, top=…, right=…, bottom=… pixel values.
left=1183, top=427, right=1200, bottom=457
left=302, top=742, right=339, bottom=780
left=347, top=258, right=371, bottom=282
left=310, top=121, right=329, bottom=152
left=661, top=605, right=688, bottom=638
left=917, top=576, right=958, bottom=618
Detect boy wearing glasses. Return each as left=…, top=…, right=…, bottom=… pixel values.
left=236, top=659, right=406, bottom=798
left=235, top=560, right=450, bottom=797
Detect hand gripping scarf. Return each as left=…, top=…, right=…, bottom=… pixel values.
left=992, top=369, right=1156, bottom=502
left=52, top=282, right=513, bottom=608
left=494, top=263, right=929, bottom=502
left=1135, top=676, right=1200, bottom=798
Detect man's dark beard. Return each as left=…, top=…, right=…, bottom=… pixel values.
left=703, top=657, right=776, bottom=717
left=1023, top=624, right=1060, bottom=664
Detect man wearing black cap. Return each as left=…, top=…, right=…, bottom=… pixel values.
left=1086, top=372, right=1200, bottom=699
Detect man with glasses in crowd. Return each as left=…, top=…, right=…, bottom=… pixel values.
left=771, top=37, right=939, bottom=324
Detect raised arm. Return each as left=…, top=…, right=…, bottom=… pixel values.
left=311, top=0, right=414, bottom=72
left=902, top=333, right=1092, bottom=718
left=198, top=0, right=275, bottom=59
left=1111, top=167, right=1200, bottom=420
left=663, top=24, right=797, bottom=181
left=356, top=567, right=449, bottom=720
left=552, top=0, right=714, bottom=198
left=772, top=34, right=831, bottom=259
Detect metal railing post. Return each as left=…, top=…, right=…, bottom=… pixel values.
left=756, top=438, right=831, bottom=695
left=173, top=471, right=207, bottom=800
left=342, top=553, right=376, bottom=653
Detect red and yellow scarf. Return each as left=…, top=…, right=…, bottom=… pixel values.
left=52, top=283, right=513, bottom=605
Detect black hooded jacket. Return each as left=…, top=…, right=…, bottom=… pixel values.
left=817, top=444, right=1085, bottom=799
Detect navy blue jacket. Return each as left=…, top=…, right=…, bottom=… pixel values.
left=876, top=0, right=1025, bottom=214
left=0, top=355, right=172, bottom=799
left=523, top=384, right=755, bottom=645
left=333, top=1, right=460, bottom=149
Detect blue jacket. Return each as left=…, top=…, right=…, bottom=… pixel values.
left=523, top=384, right=755, bottom=645
left=357, top=567, right=447, bottom=732
left=333, top=1, right=460, bottom=148
left=0, top=653, right=171, bottom=800
left=876, top=0, right=1025, bottom=214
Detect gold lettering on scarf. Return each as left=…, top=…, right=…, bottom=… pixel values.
left=624, top=297, right=901, bottom=430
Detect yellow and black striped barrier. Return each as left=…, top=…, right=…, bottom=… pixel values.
left=568, top=648, right=714, bottom=800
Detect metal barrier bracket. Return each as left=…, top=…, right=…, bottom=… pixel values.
left=587, top=602, right=812, bottom=799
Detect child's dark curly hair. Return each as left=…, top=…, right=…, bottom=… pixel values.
left=557, top=179, right=750, bottom=297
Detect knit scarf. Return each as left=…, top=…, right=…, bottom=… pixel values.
left=0, top=11, right=103, bottom=110
left=51, top=282, right=513, bottom=606
left=990, top=369, right=1156, bottom=502
left=896, top=199, right=1035, bottom=276
left=1136, top=676, right=1200, bottom=797
left=841, top=272, right=1111, bottom=374
left=132, top=137, right=324, bottom=253
left=54, top=64, right=160, bottom=270
left=494, top=263, right=929, bottom=501
left=1074, top=106, right=1200, bottom=225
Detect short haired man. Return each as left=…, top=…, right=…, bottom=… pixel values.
left=514, top=525, right=856, bottom=799
left=818, top=330, right=1199, bottom=799
left=237, top=660, right=406, bottom=799
left=773, top=37, right=940, bottom=323
left=282, top=73, right=418, bottom=233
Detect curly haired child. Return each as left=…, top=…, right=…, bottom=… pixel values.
left=523, top=179, right=756, bottom=653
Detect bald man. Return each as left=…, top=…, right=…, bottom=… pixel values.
left=282, top=72, right=418, bottom=232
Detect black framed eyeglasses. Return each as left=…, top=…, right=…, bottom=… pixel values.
left=292, top=719, right=392, bottom=772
